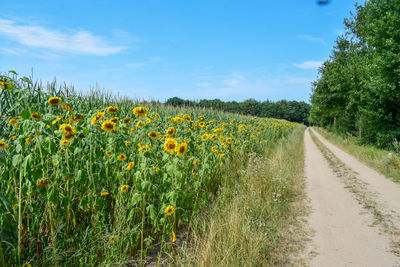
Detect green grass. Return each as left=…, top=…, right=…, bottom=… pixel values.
left=176, top=126, right=307, bottom=266
left=314, top=127, right=400, bottom=183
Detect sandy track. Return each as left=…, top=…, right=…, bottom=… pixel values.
left=304, top=128, right=399, bottom=266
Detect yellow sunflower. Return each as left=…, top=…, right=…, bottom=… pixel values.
left=36, top=179, right=51, bottom=187
left=101, top=121, right=116, bottom=132
left=109, top=235, right=118, bottom=243
left=177, top=143, right=188, bottom=156
left=136, top=120, right=145, bottom=128
left=32, top=112, right=42, bottom=120
left=125, top=141, right=132, bottom=146
left=199, top=121, right=206, bottom=127
left=132, top=106, right=149, bottom=117
left=91, top=110, right=105, bottom=124
left=120, top=185, right=129, bottom=192
left=110, top=117, right=119, bottom=123
left=148, top=131, right=159, bottom=140
left=0, top=141, right=8, bottom=150
left=117, top=154, right=127, bottom=161
left=165, top=205, right=175, bottom=216
left=107, top=106, right=119, bottom=114
left=8, top=118, right=16, bottom=125
left=63, top=132, right=75, bottom=140
left=123, top=117, right=131, bottom=123
left=193, top=159, right=200, bottom=165
left=126, top=161, right=135, bottom=171
left=61, top=103, right=72, bottom=112
left=48, top=96, right=62, bottom=106
left=61, top=139, right=70, bottom=146
left=105, top=151, right=112, bottom=156
left=164, top=138, right=178, bottom=154
left=100, top=191, right=109, bottom=196
left=166, top=127, right=176, bottom=136
left=201, top=133, right=209, bottom=141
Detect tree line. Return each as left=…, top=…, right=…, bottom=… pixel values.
left=310, top=0, right=400, bottom=149
left=165, top=97, right=311, bottom=125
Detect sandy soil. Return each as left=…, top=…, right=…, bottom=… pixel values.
left=304, top=128, right=399, bottom=266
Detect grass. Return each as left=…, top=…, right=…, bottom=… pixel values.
left=175, top=125, right=308, bottom=266
left=313, top=127, right=400, bottom=183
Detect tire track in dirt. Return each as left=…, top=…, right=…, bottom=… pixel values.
left=304, top=128, right=399, bottom=266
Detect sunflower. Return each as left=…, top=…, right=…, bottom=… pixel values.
left=52, top=117, right=62, bottom=124
left=117, top=154, right=127, bottom=161
left=63, top=132, right=75, bottom=140
left=164, top=138, right=178, bottom=154
left=125, top=141, right=132, bottom=146
left=123, top=117, right=131, bottom=123
left=61, top=139, right=70, bottom=146
left=105, top=151, right=112, bottom=157
left=110, top=117, right=119, bottom=123
left=12, top=136, right=16, bottom=141
left=101, top=121, right=116, bottom=132
left=36, top=179, right=51, bottom=187
left=25, top=137, right=33, bottom=144
left=199, top=115, right=205, bottom=120
left=107, top=106, right=119, bottom=114
left=0, top=141, right=8, bottom=150
left=48, top=96, right=62, bottom=106
left=100, top=191, right=109, bottom=196
left=61, top=103, right=72, bottom=112
left=226, top=138, right=233, bottom=144
left=8, top=118, right=16, bottom=125
left=177, top=143, right=188, bottom=156
left=165, top=205, right=175, bottom=216
left=199, top=122, right=206, bottom=127
left=32, top=112, right=42, bottom=120
left=126, top=161, right=135, bottom=171
left=193, top=159, right=200, bottom=165
left=59, top=124, right=77, bottom=134
left=154, top=167, right=160, bottom=172
left=166, top=127, right=176, bottom=136
left=183, top=114, right=191, bottom=120
left=201, top=133, right=209, bottom=141
left=69, top=114, right=84, bottom=123
left=210, top=134, right=217, bottom=140
left=132, top=106, right=149, bottom=117
left=109, top=235, right=118, bottom=243
left=91, top=110, right=105, bottom=124
left=136, top=120, right=145, bottom=128
left=22, top=262, right=31, bottom=267
left=148, top=131, right=159, bottom=140
left=120, top=185, right=129, bottom=192
left=173, top=117, right=184, bottom=124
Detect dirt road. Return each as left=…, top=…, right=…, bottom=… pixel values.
left=304, top=128, right=400, bottom=266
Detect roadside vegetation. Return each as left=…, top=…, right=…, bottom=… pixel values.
left=176, top=126, right=307, bottom=266
left=314, top=127, right=400, bottom=183
left=0, top=71, right=301, bottom=266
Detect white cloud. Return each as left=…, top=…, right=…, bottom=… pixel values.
left=293, top=61, right=323, bottom=69
left=0, top=47, right=25, bottom=55
left=297, top=34, right=326, bottom=45
left=0, top=18, right=125, bottom=56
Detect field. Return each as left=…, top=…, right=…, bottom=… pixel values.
left=0, top=72, right=299, bottom=266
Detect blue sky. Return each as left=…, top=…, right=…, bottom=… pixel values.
left=0, top=0, right=359, bottom=102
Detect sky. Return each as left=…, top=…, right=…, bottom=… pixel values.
left=0, top=0, right=359, bottom=103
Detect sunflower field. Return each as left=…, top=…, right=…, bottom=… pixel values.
left=0, top=72, right=299, bottom=266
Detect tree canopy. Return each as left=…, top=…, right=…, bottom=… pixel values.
left=310, top=0, right=400, bottom=148
left=166, top=97, right=311, bottom=124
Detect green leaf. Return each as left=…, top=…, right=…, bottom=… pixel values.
left=23, top=154, right=33, bottom=175
left=12, top=155, right=23, bottom=167
left=131, top=192, right=141, bottom=206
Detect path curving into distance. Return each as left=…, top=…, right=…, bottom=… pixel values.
left=304, top=128, right=400, bottom=266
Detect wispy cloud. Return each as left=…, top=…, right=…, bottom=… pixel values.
left=0, top=47, right=25, bottom=55
left=293, top=61, right=323, bottom=69
left=297, top=34, right=326, bottom=45
left=0, top=18, right=126, bottom=56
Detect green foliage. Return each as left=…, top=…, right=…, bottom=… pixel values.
left=0, top=72, right=298, bottom=266
left=310, top=0, right=400, bottom=149
left=166, top=97, right=311, bottom=125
